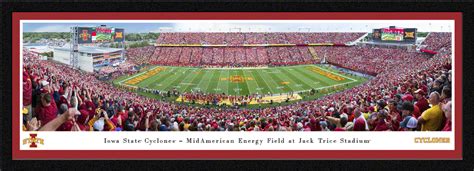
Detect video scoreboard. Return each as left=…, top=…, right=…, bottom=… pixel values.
left=372, top=26, right=417, bottom=43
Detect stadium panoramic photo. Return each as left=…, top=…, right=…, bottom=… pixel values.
left=22, top=20, right=452, bottom=132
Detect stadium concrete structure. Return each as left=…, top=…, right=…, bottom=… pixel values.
left=53, top=46, right=123, bottom=72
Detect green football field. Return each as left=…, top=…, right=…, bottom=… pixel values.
left=115, top=64, right=366, bottom=96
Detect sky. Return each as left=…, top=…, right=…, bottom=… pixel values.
left=23, top=20, right=454, bottom=33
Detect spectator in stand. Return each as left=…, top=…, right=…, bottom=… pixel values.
left=23, top=69, right=33, bottom=120
left=418, top=92, right=444, bottom=131
left=414, top=89, right=430, bottom=114
left=35, top=91, right=58, bottom=126
left=352, top=108, right=369, bottom=131
left=374, top=110, right=390, bottom=131
left=402, top=94, right=421, bottom=119
left=441, top=101, right=452, bottom=131
left=440, top=86, right=451, bottom=104
left=399, top=101, right=416, bottom=131
left=353, top=117, right=367, bottom=131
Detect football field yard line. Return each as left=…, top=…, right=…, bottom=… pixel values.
left=278, top=68, right=313, bottom=91
left=181, top=69, right=205, bottom=92
left=226, top=69, right=230, bottom=95
left=254, top=69, right=275, bottom=94
left=259, top=69, right=285, bottom=94
left=142, top=67, right=174, bottom=88
left=293, top=67, right=331, bottom=87
left=268, top=70, right=296, bottom=93
left=175, top=68, right=200, bottom=92
left=217, top=70, right=229, bottom=95
left=196, top=69, right=215, bottom=93
left=249, top=70, right=270, bottom=95
left=242, top=70, right=257, bottom=95
left=210, top=70, right=223, bottom=94
left=118, top=65, right=160, bottom=85
left=235, top=70, right=240, bottom=96
left=284, top=68, right=323, bottom=89
left=140, top=67, right=175, bottom=88
left=215, top=70, right=224, bottom=94
left=204, top=70, right=218, bottom=93
left=149, top=67, right=182, bottom=90
left=161, top=68, right=193, bottom=91
left=271, top=68, right=301, bottom=92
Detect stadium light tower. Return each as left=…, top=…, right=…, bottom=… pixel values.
left=70, top=26, right=79, bottom=68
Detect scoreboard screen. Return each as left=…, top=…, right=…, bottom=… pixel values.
left=372, top=27, right=417, bottom=43
left=381, top=28, right=404, bottom=41
left=76, top=26, right=125, bottom=44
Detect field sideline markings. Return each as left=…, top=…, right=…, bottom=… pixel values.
left=254, top=69, right=274, bottom=94
left=293, top=66, right=333, bottom=87
left=268, top=68, right=296, bottom=92
left=284, top=67, right=323, bottom=89
left=226, top=69, right=231, bottom=95
left=249, top=70, right=270, bottom=95
left=282, top=67, right=317, bottom=89
left=118, top=66, right=161, bottom=85
left=194, top=68, right=213, bottom=93
left=146, top=67, right=179, bottom=90
left=202, top=69, right=218, bottom=94
left=259, top=69, right=283, bottom=94
left=213, top=70, right=224, bottom=93
left=278, top=67, right=312, bottom=91
left=174, top=68, right=199, bottom=92
left=216, top=70, right=228, bottom=94
left=191, top=68, right=211, bottom=92
left=141, top=67, right=176, bottom=88
left=242, top=69, right=256, bottom=95
left=181, top=68, right=204, bottom=92
left=271, top=68, right=301, bottom=92
left=161, top=68, right=193, bottom=91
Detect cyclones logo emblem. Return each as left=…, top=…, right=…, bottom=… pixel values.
left=115, top=32, right=123, bottom=39
left=23, top=133, right=44, bottom=148
left=79, top=29, right=90, bottom=41
left=405, top=32, right=415, bottom=38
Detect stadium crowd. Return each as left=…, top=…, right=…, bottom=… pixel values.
left=126, top=46, right=315, bottom=67
left=421, top=32, right=452, bottom=51
left=95, top=61, right=139, bottom=80
left=22, top=32, right=452, bottom=132
left=157, top=32, right=365, bottom=44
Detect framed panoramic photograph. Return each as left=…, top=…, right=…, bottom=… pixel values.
left=11, top=12, right=461, bottom=160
